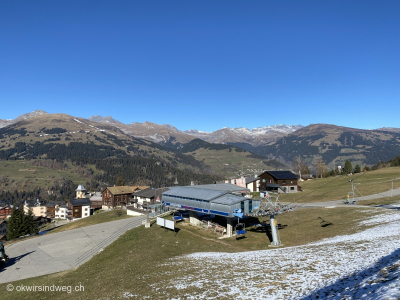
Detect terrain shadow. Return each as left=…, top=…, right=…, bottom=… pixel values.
left=299, top=248, right=400, bottom=299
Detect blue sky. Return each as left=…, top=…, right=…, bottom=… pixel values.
left=1, top=1, right=399, bottom=132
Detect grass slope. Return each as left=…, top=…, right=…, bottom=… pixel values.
left=0, top=160, right=94, bottom=193
left=0, top=205, right=387, bottom=299
left=279, top=167, right=400, bottom=203
left=187, top=147, right=280, bottom=178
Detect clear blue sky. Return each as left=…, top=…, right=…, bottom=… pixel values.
left=1, top=1, right=399, bottom=132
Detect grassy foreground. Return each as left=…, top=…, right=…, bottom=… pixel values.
left=279, top=167, right=400, bottom=203
left=0, top=205, right=388, bottom=300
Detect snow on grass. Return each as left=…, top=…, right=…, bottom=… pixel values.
left=153, top=209, right=400, bottom=299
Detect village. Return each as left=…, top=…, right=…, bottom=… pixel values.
left=0, top=170, right=303, bottom=241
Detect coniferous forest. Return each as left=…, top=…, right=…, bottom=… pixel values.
left=0, top=140, right=223, bottom=204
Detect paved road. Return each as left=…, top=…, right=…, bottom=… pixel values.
left=0, top=215, right=146, bottom=284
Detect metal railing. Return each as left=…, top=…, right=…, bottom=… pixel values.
left=74, top=215, right=146, bottom=268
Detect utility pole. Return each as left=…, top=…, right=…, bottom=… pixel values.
left=391, top=179, right=394, bottom=198
left=270, top=215, right=280, bottom=246
left=349, top=179, right=355, bottom=201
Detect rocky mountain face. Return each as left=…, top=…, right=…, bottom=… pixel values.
left=0, top=110, right=49, bottom=128
left=88, top=115, right=124, bottom=125
left=184, top=125, right=304, bottom=147
left=376, top=127, right=400, bottom=134
left=88, top=117, right=304, bottom=148
left=87, top=119, right=194, bottom=146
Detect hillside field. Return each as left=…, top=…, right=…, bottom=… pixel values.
left=1, top=202, right=398, bottom=299
left=0, top=160, right=95, bottom=194
left=279, top=167, right=400, bottom=203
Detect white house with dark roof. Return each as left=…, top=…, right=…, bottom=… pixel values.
left=131, top=187, right=170, bottom=208
left=54, top=204, right=69, bottom=219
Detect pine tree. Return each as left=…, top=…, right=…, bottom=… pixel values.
left=6, top=206, right=18, bottom=240
left=116, top=176, right=124, bottom=186
left=6, top=203, right=39, bottom=240
left=344, top=160, right=353, bottom=174
left=18, top=204, right=27, bottom=236
left=25, top=210, right=38, bottom=235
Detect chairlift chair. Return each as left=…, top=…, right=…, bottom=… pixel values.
left=235, top=223, right=246, bottom=240
left=173, top=211, right=183, bottom=222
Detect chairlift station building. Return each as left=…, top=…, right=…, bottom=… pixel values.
left=162, top=183, right=257, bottom=217
left=162, top=183, right=261, bottom=236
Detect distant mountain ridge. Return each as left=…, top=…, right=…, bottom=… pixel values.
left=2, top=111, right=400, bottom=171
left=0, top=111, right=305, bottom=147
left=250, top=123, right=400, bottom=170
left=0, top=111, right=283, bottom=178
left=183, top=125, right=304, bottom=147
left=79, top=114, right=304, bottom=147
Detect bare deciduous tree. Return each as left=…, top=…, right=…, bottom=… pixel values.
left=315, top=160, right=328, bottom=178
left=292, top=156, right=310, bottom=178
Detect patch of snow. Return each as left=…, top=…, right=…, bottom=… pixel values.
left=151, top=209, right=400, bottom=299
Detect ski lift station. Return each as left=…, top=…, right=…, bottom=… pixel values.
left=162, top=183, right=261, bottom=237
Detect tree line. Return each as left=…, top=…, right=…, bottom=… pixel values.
left=6, top=205, right=39, bottom=240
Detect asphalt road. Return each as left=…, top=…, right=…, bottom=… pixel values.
left=0, top=215, right=146, bottom=284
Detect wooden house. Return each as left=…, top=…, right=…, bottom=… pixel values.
left=46, top=203, right=56, bottom=219
left=102, top=186, right=149, bottom=209
left=0, top=205, right=12, bottom=219
left=0, top=219, right=7, bottom=240
left=258, top=171, right=300, bottom=193
left=90, top=192, right=103, bottom=210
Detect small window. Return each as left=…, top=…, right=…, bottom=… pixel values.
left=282, top=180, right=286, bottom=184
left=290, top=187, right=295, bottom=191
left=85, top=213, right=88, bottom=216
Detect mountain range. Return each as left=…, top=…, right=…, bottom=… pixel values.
left=1, top=110, right=400, bottom=172
left=0, top=111, right=284, bottom=180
